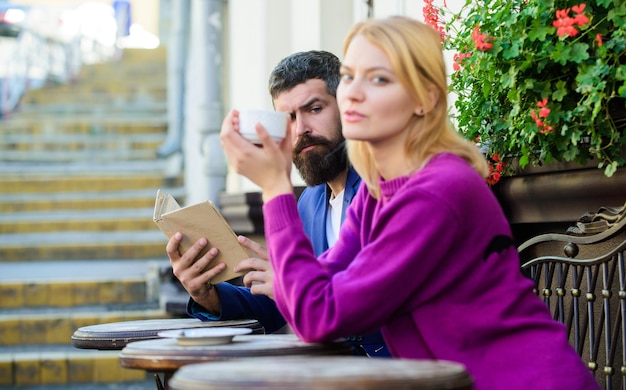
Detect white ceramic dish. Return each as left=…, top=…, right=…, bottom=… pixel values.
left=158, top=327, right=253, bottom=346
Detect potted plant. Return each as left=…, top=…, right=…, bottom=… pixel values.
left=441, top=0, right=626, bottom=185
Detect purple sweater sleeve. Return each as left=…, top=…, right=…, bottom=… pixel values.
left=263, top=182, right=459, bottom=343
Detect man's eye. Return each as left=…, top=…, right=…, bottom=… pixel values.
left=311, top=107, right=322, bottom=113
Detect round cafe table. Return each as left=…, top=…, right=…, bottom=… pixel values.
left=168, top=356, right=474, bottom=390
left=71, top=318, right=264, bottom=350
left=119, top=334, right=354, bottom=389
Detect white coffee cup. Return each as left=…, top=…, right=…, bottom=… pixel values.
left=238, top=109, right=288, bottom=144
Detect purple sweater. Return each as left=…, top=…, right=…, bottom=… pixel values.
left=264, top=153, right=598, bottom=390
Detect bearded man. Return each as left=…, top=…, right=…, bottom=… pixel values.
left=167, top=51, right=388, bottom=357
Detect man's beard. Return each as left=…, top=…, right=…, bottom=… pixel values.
left=293, top=133, right=347, bottom=187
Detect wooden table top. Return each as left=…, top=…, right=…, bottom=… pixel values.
left=118, top=334, right=354, bottom=372
left=168, top=356, right=474, bottom=389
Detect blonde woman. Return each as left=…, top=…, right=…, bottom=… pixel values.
left=220, top=16, right=598, bottom=390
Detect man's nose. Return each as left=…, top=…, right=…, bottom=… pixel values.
left=293, top=116, right=310, bottom=137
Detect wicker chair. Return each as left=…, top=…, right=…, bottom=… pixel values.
left=518, top=203, right=626, bottom=390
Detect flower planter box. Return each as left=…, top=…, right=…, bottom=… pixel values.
left=492, top=160, right=626, bottom=243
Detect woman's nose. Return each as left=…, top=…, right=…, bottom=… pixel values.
left=340, top=79, right=364, bottom=102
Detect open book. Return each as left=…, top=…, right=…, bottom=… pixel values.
left=153, top=190, right=250, bottom=284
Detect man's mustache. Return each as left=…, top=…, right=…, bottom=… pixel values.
left=293, top=136, right=346, bottom=157
left=293, top=134, right=334, bottom=155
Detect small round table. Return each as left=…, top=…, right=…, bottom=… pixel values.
left=71, top=318, right=264, bottom=350
left=168, top=356, right=474, bottom=390
left=119, top=334, right=354, bottom=389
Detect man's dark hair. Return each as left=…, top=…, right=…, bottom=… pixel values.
left=268, top=51, right=341, bottom=100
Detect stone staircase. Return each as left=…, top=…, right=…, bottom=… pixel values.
left=0, top=47, right=183, bottom=388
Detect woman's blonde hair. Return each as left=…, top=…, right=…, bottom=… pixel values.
left=343, top=16, right=488, bottom=199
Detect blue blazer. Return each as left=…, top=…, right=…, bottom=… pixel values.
left=297, top=166, right=361, bottom=255
left=187, top=167, right=389, bottom=357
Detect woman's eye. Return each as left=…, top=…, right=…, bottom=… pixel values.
left=340, top=73, right=353, bottom=82
left=372, top=76, right=388, bottom=84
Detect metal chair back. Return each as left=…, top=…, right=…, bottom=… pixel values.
left=519, top=204, right=626, bottom=389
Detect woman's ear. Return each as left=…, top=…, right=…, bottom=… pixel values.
left=415, top=88, right=440, bottom=116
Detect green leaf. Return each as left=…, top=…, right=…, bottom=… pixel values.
left=550, top=43, right=569, bottom=65
left=502, top=43, right=520, bottom=59
left=568, top=43, right=590, bottom=64
left=527, top=26, right=554, bottom=42
left=518, top=154, right=529, bottom=168
left=552, top=81, right=568, bottom=102
left=605, top=162, right=617, bottom=177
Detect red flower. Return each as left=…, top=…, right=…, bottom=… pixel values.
left=596, top=33, right=603, bottom=47
left=537, top=99, right=550, bottom=118
left=453, top=52, right=472, bottom=71
left=553, top=17, right=579, bottom=38
left=573, top=13, right=589, bottom=26
left=553, top=3, right=588, bottom=38
left=423, top=0, right=446, bottom=40
left=530, top=99, right=553, bottom=132
left=556, top=8, right=571, bottom=19
left=530, top=111, right=544, bottom=127
left=485, top=155, right=505, bottom=185
left=471, top=25, right=493, bottom=51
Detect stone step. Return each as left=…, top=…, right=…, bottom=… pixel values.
left=0, top=175, right=174, bottom=194
left=0, top=309, right=172, bottom=347
left=0, top=161, right=176, bottom=177
left=76, top=63, right=166, bottom=78
left=0, top=208, right=156, bottom=234
left=35, top=75, right=166, bottom=88
left=0, top=347, right=150, bottom=387
left=76, top=59, right=164, bottom=73
left=1, top=132, right=165, bottom=146
left=0, top=116, right=167, bottom=135
left=0, top=137, right=167, bottom=158
left=0, top=231, right=168, bottom=261
left=110, top=47, right=167, bottom=64
left=0, top=148, right=162, bottom=163
left=0, top=133, right=165, bottom=162
left=24, top=83, right=167, bottom=99
left=0, top=187, right=184, bottom=213
left=19, top=90, right=167, bottom=106
left=16, top=102, right=167, bottom=116
left=0, top=279, right=152, bottom=310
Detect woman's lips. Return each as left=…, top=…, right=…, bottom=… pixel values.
left=343, top=110, right=365, bottom=123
